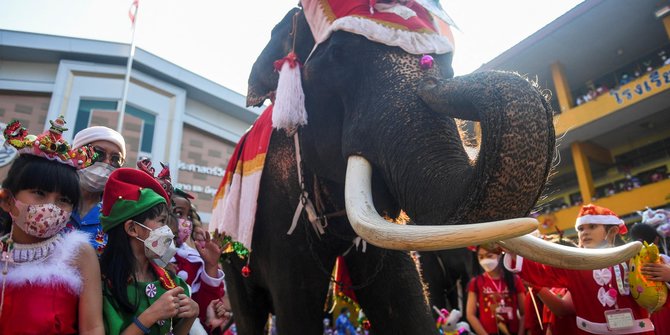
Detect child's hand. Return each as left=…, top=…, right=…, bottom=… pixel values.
left=641, top=262, right=670, bottom=282
left=148, top=286, right=184, bottom=321
left=196, top=231, right=222, bottom=274
left=176, top=293, right=199, bottom=319
left=206, top=297, right=233, bottom=329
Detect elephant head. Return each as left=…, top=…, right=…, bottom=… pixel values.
left=247, top=4, right=640, bottom=269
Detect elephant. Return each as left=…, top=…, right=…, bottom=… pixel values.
left=418, top=248, right=473, bottom=314
left=217, top=4, right=641, bottom=334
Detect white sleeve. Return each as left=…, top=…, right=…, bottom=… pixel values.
left=503, top=253, right=523, bottom=273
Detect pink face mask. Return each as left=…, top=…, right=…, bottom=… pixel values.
left=10, top=199, right=70, bottom=238
left=177, top=218, right=193, bottom=245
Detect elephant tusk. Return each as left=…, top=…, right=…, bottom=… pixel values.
left=498, top=235, right=642, bottom=270
left=344, top=155, right=537, bottom=251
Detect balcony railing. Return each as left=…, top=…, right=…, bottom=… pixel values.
left=537, top=178, right=670, bottom=235
left=555, top=63, right=670, bottom=136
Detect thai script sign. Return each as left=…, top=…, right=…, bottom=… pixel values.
left=178, top=161, right=225, bottom=176
left=173, top=182, right=218, bottom=196
left=610, top=69, right=670, bottom=104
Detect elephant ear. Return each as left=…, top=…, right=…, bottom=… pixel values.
left=246, top=7, right=315, bottom=107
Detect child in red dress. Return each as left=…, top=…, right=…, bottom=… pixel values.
left=0, top=118, right=103, bottom=334
left=467, top=243, right=526, bottom=335
left=505, top=204, right=664, bottom=334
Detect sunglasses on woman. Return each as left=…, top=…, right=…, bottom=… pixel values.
left=91, top=145, right=125, bottom=168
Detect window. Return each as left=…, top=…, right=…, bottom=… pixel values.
left=74, top=100, right=117, bottom=134
left=75, top=99, right=156, bottom=154
left=125, top=104, right=156, bottom=153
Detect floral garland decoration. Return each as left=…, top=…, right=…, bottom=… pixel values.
left=211, top=230, right=252, bottom=277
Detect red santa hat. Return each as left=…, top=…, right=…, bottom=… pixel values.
left=100, top=168, right=169, bottom=232
left=575, top=204, right=627, bottom=235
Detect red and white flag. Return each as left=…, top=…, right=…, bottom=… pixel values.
left=128, top=0, right=139, bottom=25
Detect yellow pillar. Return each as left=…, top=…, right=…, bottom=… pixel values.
left=663, top=16, right=670, bottom=40
left=551, top=62, right=573, bottom=113
left=578, top=141, right=613, bottom=165
left=571, top=142, right=595, bottom=204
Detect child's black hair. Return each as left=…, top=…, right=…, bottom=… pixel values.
left=471, top=246, right=518, bottom=296
left=1, top=155, right=80, bottom=234
left=100, top=202, right=168, bottom=314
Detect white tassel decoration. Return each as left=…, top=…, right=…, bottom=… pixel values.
left=273, top=52, right=307, bottom=132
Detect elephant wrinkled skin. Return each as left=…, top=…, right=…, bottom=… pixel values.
left=218, top=7, right=641, bottom=335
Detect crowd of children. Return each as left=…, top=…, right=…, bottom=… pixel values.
left=0, top=118, right=231, bottom=334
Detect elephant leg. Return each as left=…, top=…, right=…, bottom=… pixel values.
left=222, top=257, right=271, bottom=335
left=262, top=229, right=340, bottom=335
left=418, top=251, right=449, bottom=313
left=345, top=247, right=439, bottom=335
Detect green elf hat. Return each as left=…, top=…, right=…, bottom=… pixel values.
left=100, top=168, right=169, bottom=232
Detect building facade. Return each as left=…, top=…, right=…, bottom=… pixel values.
left=475, top=0, right=670, bottom=234
left=0, top=29, right=260, bottom=223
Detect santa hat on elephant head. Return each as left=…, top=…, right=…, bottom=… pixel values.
left=99, top=168, right=169, bottom=232
left=575, top=204, right=627, bottom=235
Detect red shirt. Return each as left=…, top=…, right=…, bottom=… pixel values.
left=524, top=287, right=544, bottom=335
left=542, top=287, right=579, bottom=335
left=507, top=256, right=656, bottom=335
left=174, top=245, right=225, bottom=326
left=468, top=273, right=525, bottom=334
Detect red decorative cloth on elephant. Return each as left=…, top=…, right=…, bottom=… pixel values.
left=301, top=0, right=455, bottom=55
left=210, top=105, right=274, bottom=251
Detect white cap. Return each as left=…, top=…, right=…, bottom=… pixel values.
left=73, top=126, right=126, bottom=158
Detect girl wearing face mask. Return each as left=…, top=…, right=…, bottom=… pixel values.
left=466, top=243, right=525, bottom=335
left=69, top=126, right=126, bottom=255
left=100, top=168, right=199, bottom=335
left=504, top=204, right=665, bottom=334
left=170, top=189, right=229, bottom=331
left=0, top=118, right=104, bottom=334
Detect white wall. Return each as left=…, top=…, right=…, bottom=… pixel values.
left=0, top=60, right=57, bottom=92
left=184, top=98, right=247, bottom=143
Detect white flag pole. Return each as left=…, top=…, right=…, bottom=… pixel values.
left=118, top=0, right=139, bottom=133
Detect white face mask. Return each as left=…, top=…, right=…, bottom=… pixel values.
left=595, top=231, right=613, bottom=249
left=134, top=222, right=177, bottom=268
left=11, top=199, right=70, bottom=238
left=78, top=162, right=115, bottom=193
left=479, top=257, right=499, bottom=272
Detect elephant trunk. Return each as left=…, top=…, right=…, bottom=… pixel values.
left=344, top=71, right=642, bottom=269
left=417, top=71, right=555, bottom=223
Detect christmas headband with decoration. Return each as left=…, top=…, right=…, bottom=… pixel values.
left=2, top=116, right=97, bottom=169
left=137, top=158, right=174, bottom=201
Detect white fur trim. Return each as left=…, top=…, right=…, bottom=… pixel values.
left=330, top=16, right=453, bottom=55
left=273, top=62, right=307, bottom=130
left=177, top=270, right=189, bottom=281
left=503, top=253, right=523, bottom=273
left=1, top=230, right=89, bottom=294
left=575, top=214, right=624, bottom=228
left=302, top=0, right=454, bottom=55
left=176, top=244, right=205, bottom=293
left=200, top=269, right=224, bottom=288
left=176, top=244, right=205, bottom=264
